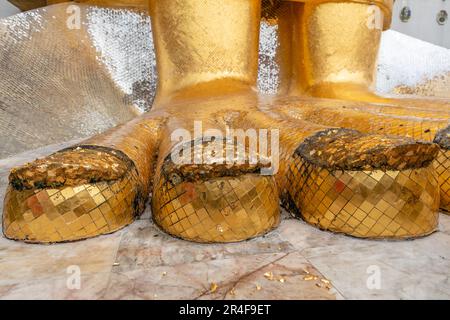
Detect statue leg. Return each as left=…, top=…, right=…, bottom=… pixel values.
left=286, top=0, right=449, bottom=102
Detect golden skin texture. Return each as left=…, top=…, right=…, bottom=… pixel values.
left=2, top=0, right=448, bottom=243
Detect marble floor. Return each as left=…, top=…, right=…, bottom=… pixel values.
left=0, top=143, right=449, bottom=300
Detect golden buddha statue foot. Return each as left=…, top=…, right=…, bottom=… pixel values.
left=2, top=101, right=441, bottom=242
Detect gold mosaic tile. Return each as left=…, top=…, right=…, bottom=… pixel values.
left=435, top=150, right=450, bottom=213
left=287, top=155, right=440, bottom=239
left=3, top=170, right=140, bottom=243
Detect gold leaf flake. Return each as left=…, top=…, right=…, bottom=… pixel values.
left=210, top=283, right=218, bottom=293
left=264, top=271, right=274, bottom=281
